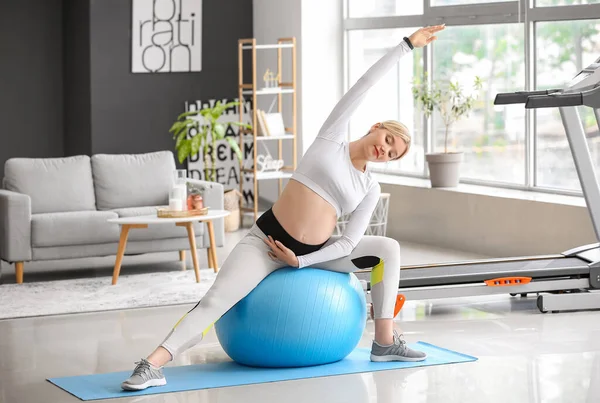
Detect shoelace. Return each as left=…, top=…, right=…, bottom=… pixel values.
left=133, top=360, right=153, bottom=381
left=391, top=330, right=407, bottom=353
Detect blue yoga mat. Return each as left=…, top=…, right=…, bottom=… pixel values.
left=48, top=342, right=477, bottom=401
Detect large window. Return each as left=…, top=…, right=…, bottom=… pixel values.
left=344, top=0, right=600, bottom=195
left=535, top=19, right=600, bottom=191
left=348, top=0, right=423, bottom=17
left=536, top=0, right=600, bottom=6
left=432, top=0, right=513, bottom=4
left=432, top=24, right=525, bottom=184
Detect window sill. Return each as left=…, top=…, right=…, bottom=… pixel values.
left=372, top=172, right=587, bottom=208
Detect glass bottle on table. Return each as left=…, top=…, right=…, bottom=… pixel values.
left=172, top=169, right=188, bottom=211
left=169, top=188, right=184, bottom=211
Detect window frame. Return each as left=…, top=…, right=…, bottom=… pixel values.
left=343, top=0, right=600, bottom=197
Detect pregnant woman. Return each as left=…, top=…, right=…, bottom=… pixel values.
left=122, top=24, right=445, bottom=391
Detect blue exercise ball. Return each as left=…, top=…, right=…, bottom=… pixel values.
left=215, top=267, right=367, bottom=368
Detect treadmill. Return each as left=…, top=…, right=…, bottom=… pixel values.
left=356, top=58, right=600, bottom=313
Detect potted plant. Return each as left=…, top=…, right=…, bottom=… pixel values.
left=169, top=100, right=251, bottom=182
left=412, top=74, right=482, bottom=187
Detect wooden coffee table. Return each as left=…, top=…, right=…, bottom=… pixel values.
left=107, top=209, right=230, bottom=285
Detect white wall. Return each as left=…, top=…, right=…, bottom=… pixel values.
left=253, top=0, right=344, bottom=203
left=299, top=0, right=344, bottom=155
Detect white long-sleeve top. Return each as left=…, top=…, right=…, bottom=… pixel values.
left=292, top=40, right=412, bottom=268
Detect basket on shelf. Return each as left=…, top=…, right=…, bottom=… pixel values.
left=157, top=207, right=209, bottom=218
left=224, top=189, right=242, bottom=232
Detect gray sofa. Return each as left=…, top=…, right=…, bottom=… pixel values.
left=0, top=151, right=224, bottom=283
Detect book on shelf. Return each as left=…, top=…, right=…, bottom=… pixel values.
left=256, top=109, right=268, bottom=136
left=255, top=109, right=286, bottom=137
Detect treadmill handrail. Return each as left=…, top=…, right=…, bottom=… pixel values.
left=525, top=84, right=600, bottom=109
left=581, top=84, right=600, bottom=108
left=494, top=89, right=561, bottom=105
left=525, top=92, right=584, bottom=109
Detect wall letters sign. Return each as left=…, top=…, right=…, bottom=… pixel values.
left=131, top=0, right=202, bottom=73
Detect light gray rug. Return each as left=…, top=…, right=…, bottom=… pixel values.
left=0, top=269, right=218, bottom=320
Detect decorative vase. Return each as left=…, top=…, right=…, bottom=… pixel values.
left=425, top=152, right=463, bottom=188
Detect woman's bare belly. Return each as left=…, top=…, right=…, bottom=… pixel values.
left=271, top=179, right=338, bottom=245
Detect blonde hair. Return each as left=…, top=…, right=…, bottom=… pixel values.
left=380, top=120, right=411, bottom=160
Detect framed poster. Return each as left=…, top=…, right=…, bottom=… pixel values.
left=131, top=0, right=202, bottom=73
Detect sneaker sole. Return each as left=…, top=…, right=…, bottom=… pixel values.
left=121, top=378, right=167, bottom=391
left=370, top=354, right=427, bottom=362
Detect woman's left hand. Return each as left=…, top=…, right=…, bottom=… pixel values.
left=264, top=236, right=299, bottom=267
left=408, top=25, right=445, bottom=48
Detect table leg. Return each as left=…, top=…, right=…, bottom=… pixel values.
left=112, top=225, right=131, bottom=285
left=178, top=222, right=200, bottom=283
left=206, top=220, right=218, bottom=273
left=179, top=250, right=186, bottom=268
left=112, top=224, right=146, bottom=285
left=206, top=248, right=214, bottom=270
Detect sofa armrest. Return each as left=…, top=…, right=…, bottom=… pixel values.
left=0, top=190, right=32, bottom=262
left=187, top=179, right=225, bottom=248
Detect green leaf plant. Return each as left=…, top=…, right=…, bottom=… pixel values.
left=412, top=73, right=483, bottom=154
left=170, top=101, right=252, bottom=182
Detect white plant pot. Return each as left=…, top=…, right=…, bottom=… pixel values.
left=425, top=152, right=464, bottom=188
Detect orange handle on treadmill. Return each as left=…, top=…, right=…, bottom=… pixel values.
left=394, top=294, right=406, bottom=317
left=484, top=277, right=532, bottom=287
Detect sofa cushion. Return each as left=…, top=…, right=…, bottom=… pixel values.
left=4, top=156, right=96, bottom=214
left=111, top=206, right=205, bottom=242
left=92, top=151, right=176, bottom=210
left=32, top=211, right=120, bottom=247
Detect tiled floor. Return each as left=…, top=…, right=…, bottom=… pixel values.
left=1, top=230, right=599, bottom=403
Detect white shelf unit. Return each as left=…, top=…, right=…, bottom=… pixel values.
left=238, top=37, right=297, bottom=222
left=242, top=88, right=295, bottom=95
left=241, top=44, right=294, bottom=50
left=243, top=171, right=294, bottom=180
left=243, top=134, right=295, bottom=141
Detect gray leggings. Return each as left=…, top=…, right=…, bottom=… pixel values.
left=160, top=223, right=401, bottom=359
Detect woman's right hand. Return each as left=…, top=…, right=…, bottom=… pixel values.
left=408, top=25, right=445, bottom=48
left=264, top=235, right=300, bottom=267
